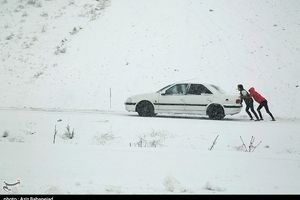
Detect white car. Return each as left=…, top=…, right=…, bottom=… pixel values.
left=125, top=82, right=242, bottom=120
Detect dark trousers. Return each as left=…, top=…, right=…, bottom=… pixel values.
left=257, top=100, right=275, bottom=120
left=245, top=101, right=259, bottom=120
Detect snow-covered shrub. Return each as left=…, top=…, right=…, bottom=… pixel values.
left=41, top=25, right=47, bottom=33
left=54, top=45, right=66, bottom=55
left=17, top=4, right=25, bottom=9
left=239, top=136, right=262, bottom=152
left=69, top=0, right=75, bottom=6
left=44, top=186, right=63, bottom=194
left=21, top=41, right=31, bottom=49
left=55, top=10, right=65, bottom=18
left=235, top=145, right=245, bottom=152
left=40, top=12, right=48, bottom=17
left=104, top=185, right=122, bottom=194
left=8, top=136, right=24, bottom=143
left=163, top=176, right=180, bottom=192
left=27, top=0, right=36, bottom=5
left=33, top=71, right=43, bottom=79
left=22, top=11, right=28, bottom=17
left=163, top=176, right=188, bottom=193
left=14, top=5, right=25, bottom=12
left=27, top=0, right=42, bottom=7
left=32, top=36, right=38, bottom=42
left=203, top=182, right=225, bottom=192
left=62, top=124, right=74, bottom=139
left=69, top=27, right=82, bottom=35
left=93, top=132, right=115, bottom=145
left=79, top=0, right=110, bottom=20
left=130, top=130, right=168, bottom=148
left=17, top=33, right=23, bottom=40
left=6, top=34, right=14, bottom=40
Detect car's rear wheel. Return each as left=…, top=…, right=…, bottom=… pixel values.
left=136, top=101, right=155, bottom=117
left=207, top=104, right=225, bottom=120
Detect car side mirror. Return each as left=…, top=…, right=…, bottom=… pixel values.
left=161, top=92, right=166, bottom=96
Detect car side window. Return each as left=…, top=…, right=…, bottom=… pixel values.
left=165, top=84, right=188, bottom=95
left=187, top=84, right=212, bottom=95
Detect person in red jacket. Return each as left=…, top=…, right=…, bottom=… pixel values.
left=248, top=87, right=276, bottom=121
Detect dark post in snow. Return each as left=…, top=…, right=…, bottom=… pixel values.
left=53, top=125, right=57, bottom=144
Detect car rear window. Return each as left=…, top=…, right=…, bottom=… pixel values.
left=210, top=84, right=225, bottom=94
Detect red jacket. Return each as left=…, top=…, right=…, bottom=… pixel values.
left=249, top=87, right=266, bottom=103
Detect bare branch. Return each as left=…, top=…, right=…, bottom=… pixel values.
left=209, top=135, right=219, bottom=151
left=240, top=136, right=248, bottom=152
left=252, top=141, right=262, bottom=152
left=249, top=136, right=255, bottom=152
left=240, top=136, right=262, bottom=152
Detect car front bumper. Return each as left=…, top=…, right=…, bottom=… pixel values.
left=125, top=102, right=136, bottom=112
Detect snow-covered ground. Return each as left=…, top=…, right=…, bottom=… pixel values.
left=0, top=108, right=300, bottom=194
left=1, top=0, right=300, bottom=194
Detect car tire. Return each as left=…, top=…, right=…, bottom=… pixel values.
left=136, top=101, right=155, bottom=117
left=207, top=104, right=225, bottom=120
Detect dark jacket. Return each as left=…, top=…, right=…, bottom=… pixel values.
left=240, top=89, right=253, bottom=105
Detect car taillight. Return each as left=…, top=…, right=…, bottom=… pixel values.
left=236, top=99, right=241, bottom=104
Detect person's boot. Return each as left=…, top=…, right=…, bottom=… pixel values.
left=268, top=112, right=276, bottom=121
left=253, top=112, right=260, bottom=121
left=258, top=110, right=263, bottom=120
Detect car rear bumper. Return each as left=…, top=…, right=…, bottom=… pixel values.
left=224, top=105, right=242, bottom=115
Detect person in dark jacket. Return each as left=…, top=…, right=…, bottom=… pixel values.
left=248, top=87, right=276, bottom=121
left=237, top=84, right=260, bottom=121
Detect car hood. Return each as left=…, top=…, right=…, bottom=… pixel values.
left=126, top=92, right=159, bottom=103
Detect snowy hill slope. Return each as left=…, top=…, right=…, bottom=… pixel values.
left=1, top=0, right=300, bottom=117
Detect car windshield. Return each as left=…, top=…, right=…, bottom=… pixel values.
left=156, top=84, right=173, bottom=93
left=210, top=84, right=225, bottom=94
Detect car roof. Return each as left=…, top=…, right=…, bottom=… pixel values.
left=169, top=82, right=225, bottom=94
left=171, top=82, right=213, bottom=87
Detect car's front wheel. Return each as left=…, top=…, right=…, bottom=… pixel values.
left=207, top=104, right=225, bottom=120
left=136, top=101, right=155, bottom=117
